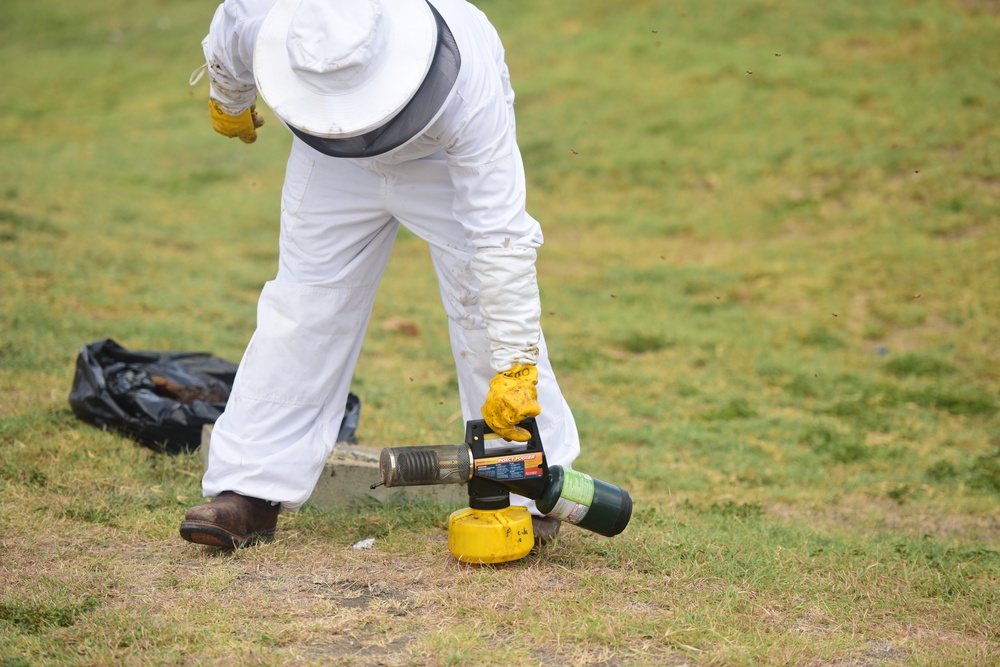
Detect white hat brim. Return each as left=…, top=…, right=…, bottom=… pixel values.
left=254, top=0, right=438, bottom=139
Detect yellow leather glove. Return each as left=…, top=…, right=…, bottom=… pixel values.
left=481, top=364, right=541, bottom=442
left=208, top=99, right=264, bottom=144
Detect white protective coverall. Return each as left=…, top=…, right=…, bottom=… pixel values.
left=200, top=0, right=580, bottom=511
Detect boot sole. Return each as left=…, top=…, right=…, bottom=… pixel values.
left=179, top=520, right=275, bottom=549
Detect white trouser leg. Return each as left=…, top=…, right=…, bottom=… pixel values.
left=204, top=142, right=396, bottom=509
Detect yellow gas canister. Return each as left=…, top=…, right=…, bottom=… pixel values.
left=447, top=506, right=534, bottom=564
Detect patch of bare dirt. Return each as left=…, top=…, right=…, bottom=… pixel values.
left=768, top=494, right=1000, bottom=544
left=955, top=0, right=1000, bottom=15
left=809, top=639, right=909, bottom=666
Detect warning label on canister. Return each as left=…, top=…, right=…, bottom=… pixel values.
left=474, top=452, right=544, bottom=480
left=548, top=470, right=595, bottom=524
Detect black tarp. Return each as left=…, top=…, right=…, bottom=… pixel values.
left=68, top=339, right=359, bottom=455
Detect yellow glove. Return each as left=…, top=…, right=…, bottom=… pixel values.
left=208, top=99, right=264, bottom=144
left=481, top=364, right=541, bottom=442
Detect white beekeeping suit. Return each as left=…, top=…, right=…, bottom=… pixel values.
left=183, top=0, right=580, bottom=547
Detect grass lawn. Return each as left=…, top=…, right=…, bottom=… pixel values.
left=1, top=0, right=998, bottom=665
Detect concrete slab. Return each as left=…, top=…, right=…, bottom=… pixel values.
left=199, top=425, right=468, bottom=510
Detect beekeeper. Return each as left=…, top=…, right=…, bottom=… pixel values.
left=180, top=0, right=581, bottom=548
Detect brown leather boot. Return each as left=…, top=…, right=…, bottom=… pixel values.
left=180, top=491, right=280, bottom=549
left=531, top=515, right=561, bottom=546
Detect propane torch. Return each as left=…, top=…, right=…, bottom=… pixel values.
left=370, top=418, right=632, bottom=563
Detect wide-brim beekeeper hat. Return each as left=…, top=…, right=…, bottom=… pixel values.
left=254, top=0, right=441, bottom=139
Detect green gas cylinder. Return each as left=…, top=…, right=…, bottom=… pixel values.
left=535, top=466, right=632, bottom=537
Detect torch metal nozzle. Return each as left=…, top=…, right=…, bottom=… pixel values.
left=378, top=444, right=474, bottom=487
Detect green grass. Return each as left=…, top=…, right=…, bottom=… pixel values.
left=2, top=0, right=999, bottom=664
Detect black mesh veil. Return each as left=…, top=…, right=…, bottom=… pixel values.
left=288, top=2, right=461, bottom=159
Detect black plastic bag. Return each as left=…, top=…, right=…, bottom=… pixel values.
left=69, top=339, right=360, bottom=455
